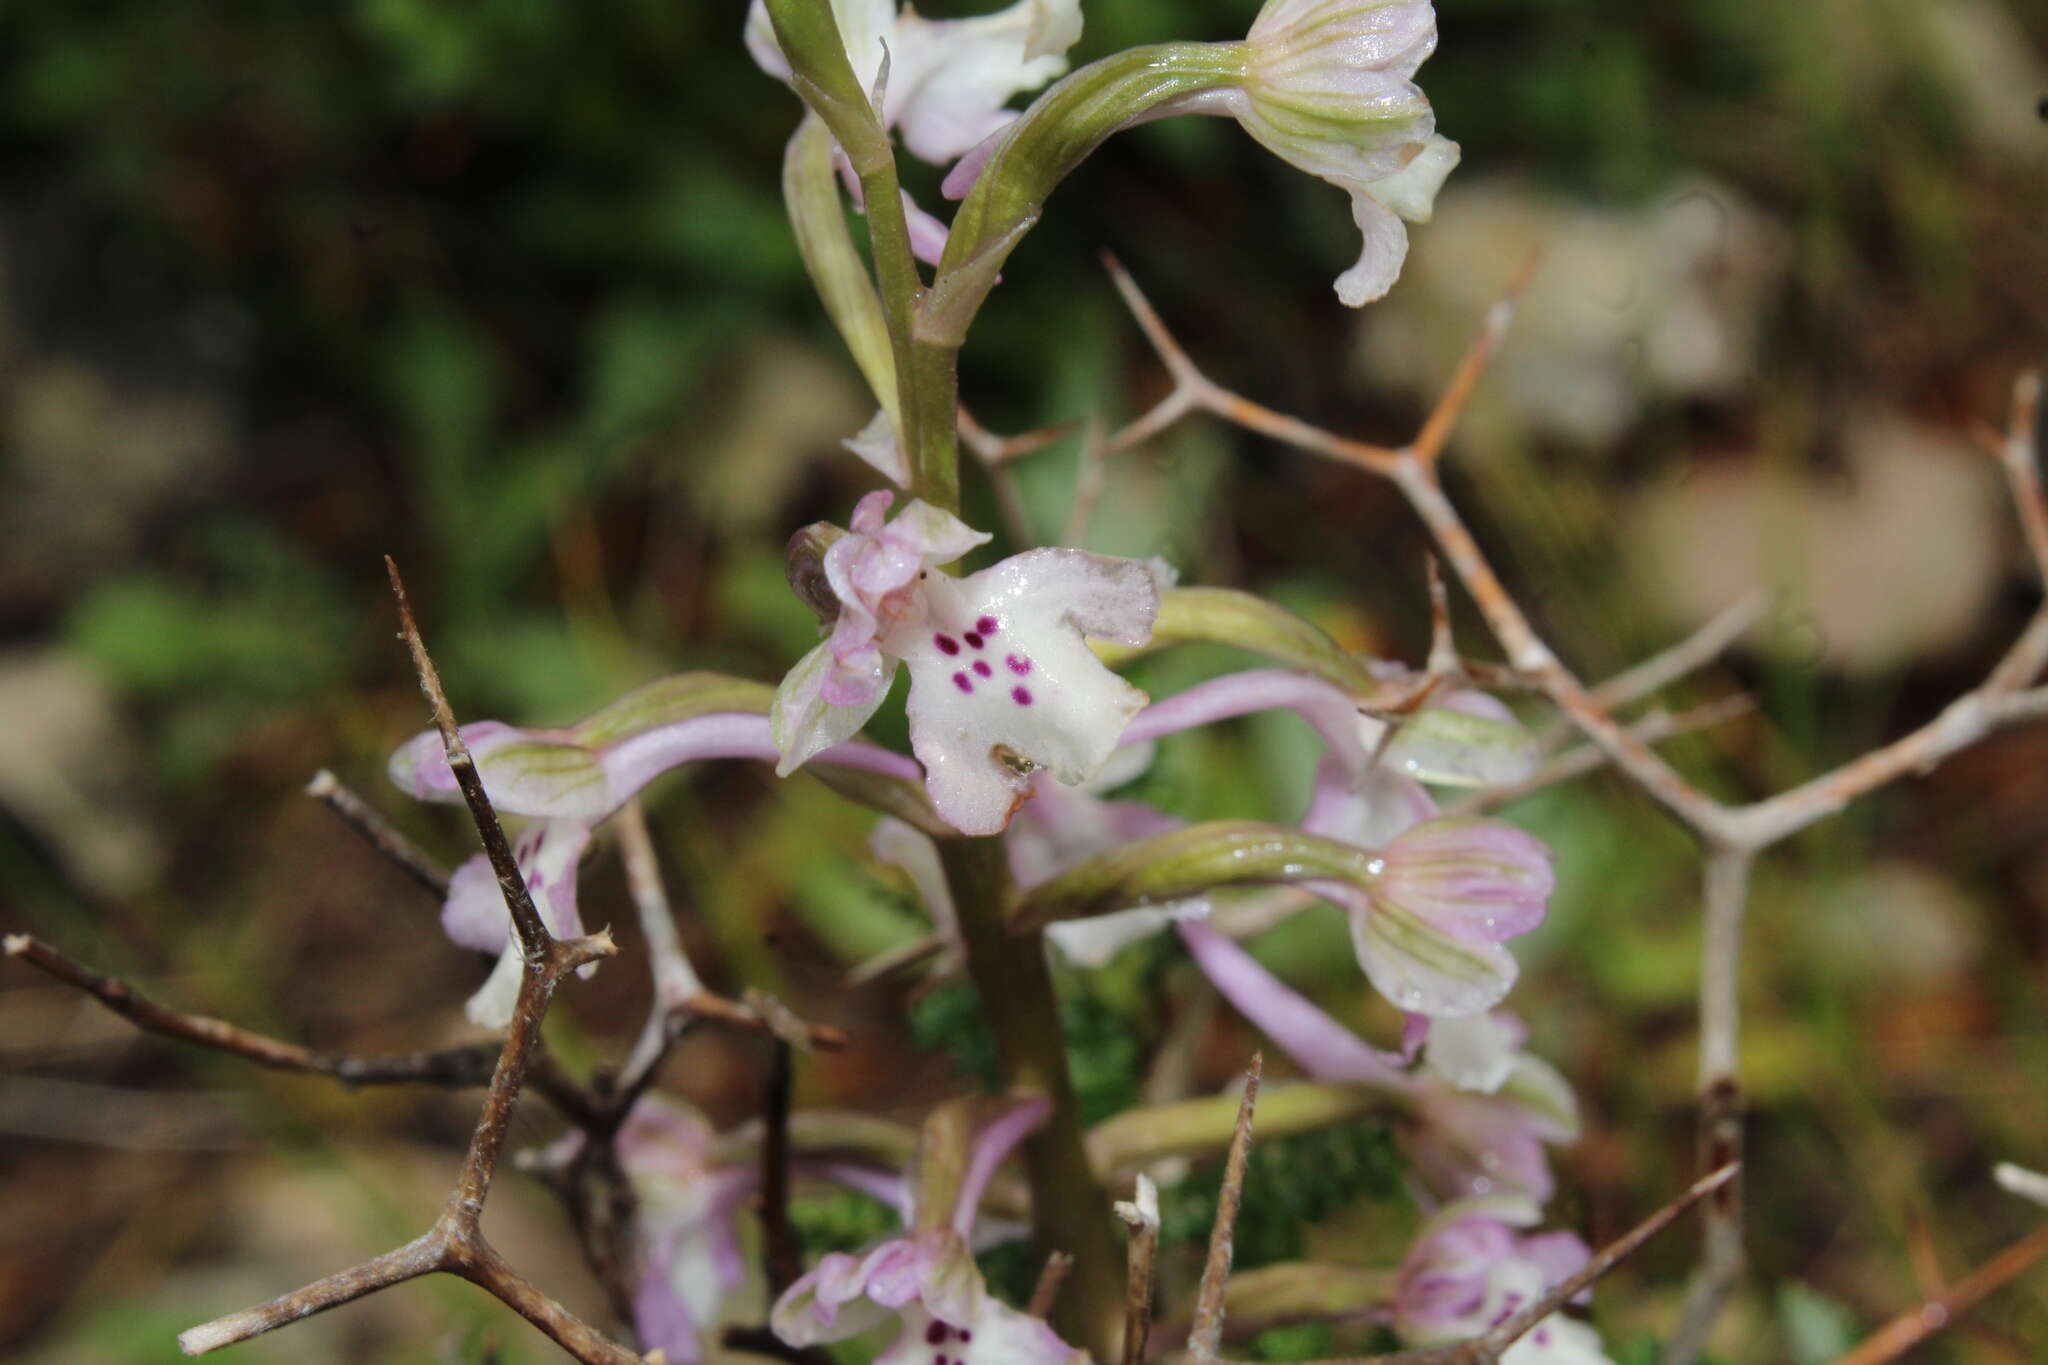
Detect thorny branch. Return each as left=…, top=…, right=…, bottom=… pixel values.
left=1102, top=258, right=2048, bottom=1363
left=1187, top=1054, right=1261, bottom=1365
left=306, top=767, right=453, bottom=897
left=172, top=560, right=643, bottom=1363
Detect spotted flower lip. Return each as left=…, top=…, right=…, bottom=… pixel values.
left=773, top=491, right=1160, bottom=835
left=769, top=1097, right=1088, bottom=1365
left=1393, top=1197, right=1609, bottom=1364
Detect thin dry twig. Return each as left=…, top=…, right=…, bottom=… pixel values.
left=1187, top=1054, right=1261, bottom=1365
left=4, top=934, right=502, bottom=1088
left=1029, top=1250, right=1076, bottom=1320
left=306, top=768, right=452, bottom=897
left=176, top=561, right=638, bottom=1363
left=1827, top=1221, right=2048, bottom=1365
left=1116, top=1173, right=1161, bottom=1365
left=1447, top=696, right=1756, bottom=818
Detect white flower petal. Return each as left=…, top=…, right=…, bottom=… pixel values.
left=1337, top=183, right=1413, bottom=306
left=1423, top=1011, right=1519, bottom=1094
left=1368, top=133, right=1460, bottom=221
left=465, top=944, right=527, bottom=1030
left=845, top=408, right=911, bottom=486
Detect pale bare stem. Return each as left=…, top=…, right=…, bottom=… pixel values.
left=1187, top=1054, right=1262, bottom=1365
left=1029, top=1250, right=1076, bottom=1319
left=1407, top=249, right=1540, bottom=466
left=1446, top=696, right=1756, bottom=818
left=616, top=798, right=705, bottom=1091
left=4, top=934, right=501, bottom=1087
left=1994, top=1162, right=2048, bottom=1210
left=1826, top=1221, right=2048, bottom=1365
left=306, top=768, right=453, bottom=896
left=177, top=1234, right=442, bottom=1355
left=1583, top=593, right=1766, bottom=720
left=1116, top=1175, right=1161, bottom=1365
left=1660, top=846, right=1754, bottom=1365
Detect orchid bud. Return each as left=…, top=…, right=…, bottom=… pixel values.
left=1213, top=0, right=1460, bottom=305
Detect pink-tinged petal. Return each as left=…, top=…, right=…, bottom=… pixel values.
left=1376, top=818, right=1554, bottom=945
left=773, top=1250, right=891, bottom=1346
left=901, top=189, right=953, bottom=267
left=632, top=1252, right=703, bottom=1364
left=860, top=1237, right=932, bottom=1309
left=1410, top=1087, right=1558, bottom=1203
left=1179, top=921, right=1410, bottom=1086
left=617, top=1095, right=719, bottom=1185
left=942, top=126, right=1006, bottom=199
left=1348, top=886, right=1521, bottom=1017
left=892, top=549, right=1158, bottom=835
left=387, top=720, right=527, bottom=805
left=745, top=0, right=899, bottom=97
left=1519, top=1231, right=1592, bottom=1300
left=442, top=853, right=512, bottom=954
left=884, top=0, right=1083, bottom=164
left=954, top=1097, right=1050, bottom=1236
left=848, top=487, right=896, bottom=538
left=1122, top=669, right=1378, bottom=781
left=773, top=640, right=895, bottom=776
left=1423, top=1011, right=1520, bottom=1094
left=438, top=819, right=590, bottom=957
left=1301, top=757, right=1439, bottom=847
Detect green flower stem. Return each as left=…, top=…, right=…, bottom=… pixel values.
left=761, top=0, right=959, bottom=511
left=938, top=834, right=1122, bottom=1358
left=1086, top=1083, right=1407, bottom=1175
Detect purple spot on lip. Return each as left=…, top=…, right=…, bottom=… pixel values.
left=1005, top=654, right=1030, bottom=675
left=926, top=1324, right=947, bottom=1346
left=975, top=615, right=998, bottom=636
left=1012, top=686, right=1033, bottom=706
left=934, top=634, right=959, bottom=655
left=972, top=660, right=992, bottom=677
left=952, top=672, right=973, bottom=693
left=962, top=632, right=984, bottom=649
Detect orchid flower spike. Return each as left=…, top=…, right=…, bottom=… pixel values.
left=1394, top=1195, right=1611, bottom=1364
left=771, top=1097, right=1088, bottom=1365
left=774, top=490, right=1160, bottom=835
left=1193, top=0, right=1459, bottom=304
